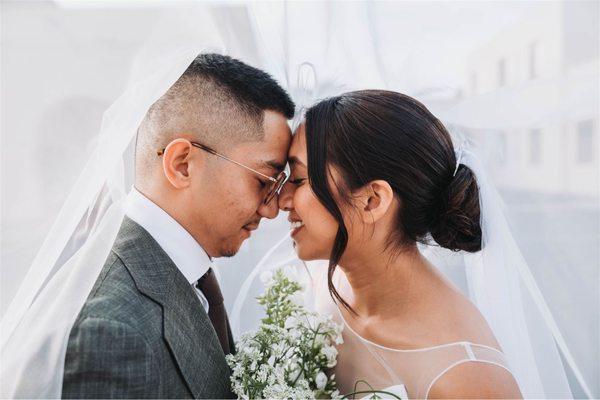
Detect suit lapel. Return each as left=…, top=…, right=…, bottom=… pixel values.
left=162, top=274, right=232, bottom=398
left=113, top=217, right=231, bottom=398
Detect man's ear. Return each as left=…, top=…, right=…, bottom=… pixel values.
left=162, top=138, right=195, bottom=189
left=356, top=180, right=395, bottom=224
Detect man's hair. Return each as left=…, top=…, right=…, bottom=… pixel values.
left=185, top=53, right=294, bottom=120
left=135, top=53, right=295, bottom=184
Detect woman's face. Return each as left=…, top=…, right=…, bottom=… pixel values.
left=278, top=124, right=339, bottom=260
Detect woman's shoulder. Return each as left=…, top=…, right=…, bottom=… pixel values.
left=420, top=278, right=501, bottom=349
left=427, top=359, right=522, bottom=399
left=419, top=287, right=521, bottom=398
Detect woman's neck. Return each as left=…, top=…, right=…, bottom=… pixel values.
left=338, top=244, right=438, bottom=318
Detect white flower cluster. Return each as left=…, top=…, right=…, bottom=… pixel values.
left=226, top=268, right=344, bottom=399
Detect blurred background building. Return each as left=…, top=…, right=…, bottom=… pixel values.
left=456, top=1, right=598, bottom=197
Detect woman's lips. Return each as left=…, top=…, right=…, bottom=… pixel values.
left=290, top=220, right=304, bottom=237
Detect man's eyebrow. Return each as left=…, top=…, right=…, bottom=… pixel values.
left=263, top=159, right=286, bottom=172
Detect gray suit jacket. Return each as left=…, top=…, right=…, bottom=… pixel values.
left=62, top=217, right=235, bottom=399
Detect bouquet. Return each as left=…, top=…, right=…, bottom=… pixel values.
left=226, top=268, right=344, bottom=399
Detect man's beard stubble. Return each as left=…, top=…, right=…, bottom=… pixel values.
left=220, top=237, right=242, bottom=258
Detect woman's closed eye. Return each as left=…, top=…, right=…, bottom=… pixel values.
left=289, top=177, right=307, bottom=186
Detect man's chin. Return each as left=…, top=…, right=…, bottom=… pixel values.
left=221, top=250, right=238, bottom=258
left=219, top=238, right=244, bottom=258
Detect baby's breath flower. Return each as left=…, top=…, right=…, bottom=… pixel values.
left=226, top=267, right=342, bottom=399
left=315, top=371, right=328, bottom=390
left=284, top=315, right=297, bottom=329
left=321, top=345, right=338, bottom=368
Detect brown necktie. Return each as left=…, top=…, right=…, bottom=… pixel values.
left=196, top=268, right=231, bottom=355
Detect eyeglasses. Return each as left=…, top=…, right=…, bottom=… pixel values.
left=157, top=141, right=287, bottom=205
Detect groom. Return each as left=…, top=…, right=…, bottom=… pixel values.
left=62, top=54, right=294, bottom=398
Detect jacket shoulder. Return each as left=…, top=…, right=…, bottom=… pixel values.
left=74, top=251, right=162, bottom=340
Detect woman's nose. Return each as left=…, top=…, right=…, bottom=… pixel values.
left=278, top=181, right=294, bottom=211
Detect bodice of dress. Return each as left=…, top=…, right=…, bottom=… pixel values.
left=308, top=265, right=513, bottom=399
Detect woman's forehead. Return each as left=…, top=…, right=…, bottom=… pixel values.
left=292, top=122, right=305, bottom=140
left=289, top=124, right=307, bottom=163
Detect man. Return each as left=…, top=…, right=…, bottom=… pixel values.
left=62, top=53, right=294, bottom=398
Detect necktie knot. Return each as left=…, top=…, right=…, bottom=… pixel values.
left=196, top=268, right=224, bottom=306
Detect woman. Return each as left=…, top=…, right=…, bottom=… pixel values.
left=278, top=90, right=523, bottom=399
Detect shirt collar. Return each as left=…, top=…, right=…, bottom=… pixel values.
left=124, top=187, right=212, bottom=285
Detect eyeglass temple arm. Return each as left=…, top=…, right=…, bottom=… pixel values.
left=158, top=143, right=278, bottom=182
left=216, top=153, right=278, bottom=182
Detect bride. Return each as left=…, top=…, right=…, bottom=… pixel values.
left=277, top=90, right=522, bottom=398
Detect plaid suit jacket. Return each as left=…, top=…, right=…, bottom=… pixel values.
left=62, top=217, right=235, bottom=399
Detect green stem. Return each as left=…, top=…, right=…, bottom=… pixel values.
left=352, top=379, right=374, bottom=400
left=290, top=323, right=322, bottom=387
left=342, top=390, right=404, bottom=400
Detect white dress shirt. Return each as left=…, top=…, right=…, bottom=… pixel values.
left=125, top=187, right=211, bottom=313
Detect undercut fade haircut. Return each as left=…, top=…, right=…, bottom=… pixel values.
left=135, top=53, right=294, bottom=184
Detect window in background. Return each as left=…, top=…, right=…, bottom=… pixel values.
left=529, top=41, right=538, bottom=79
left=530, top=128, right=542, bottom=165
left=496, top=131, right=508, bottom=165
left=498, top=58, right=507, bottom=87
left=576, top=119, right=595, bottom=163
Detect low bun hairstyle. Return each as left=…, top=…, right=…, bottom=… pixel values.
left=304, top=90, right=481, bottom=310
left=430, top=164, right=482, bottom=253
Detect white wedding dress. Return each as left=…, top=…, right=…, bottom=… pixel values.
left=310, top=266, right=513, bottom=399
left=232, top=145, right=583, bottom=399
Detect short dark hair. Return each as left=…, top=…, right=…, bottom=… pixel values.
left=136, top=53, right=294, bottom=184
left=186, top=53, right=294, bottom=120
left=305, top=90, right=481, bottom=312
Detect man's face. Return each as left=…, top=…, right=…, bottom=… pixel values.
left=191, top=110, right=291, bottom=257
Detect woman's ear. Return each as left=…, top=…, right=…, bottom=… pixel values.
left=357, top=180, right=395, bottom=224
left=162, top=138, right=194, bottom=189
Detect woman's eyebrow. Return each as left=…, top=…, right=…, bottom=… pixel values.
left=288, top=156, right=306, bottom=167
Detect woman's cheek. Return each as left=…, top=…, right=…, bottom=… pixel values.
left=299, top=188, right=338, bottom=246
left=296, top=187, right=320, bottom=227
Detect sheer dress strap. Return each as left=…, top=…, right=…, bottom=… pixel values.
left=422, top=342, right=514, bottom=399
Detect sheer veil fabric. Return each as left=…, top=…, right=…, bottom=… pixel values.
left=231, top=3, right=596, bottom=398
left=0, top=9, right=227, bottom=397
left=1, top=2, right=596, bottom=399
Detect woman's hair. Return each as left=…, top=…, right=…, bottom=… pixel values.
left=304, top=90, right=481, bottom=311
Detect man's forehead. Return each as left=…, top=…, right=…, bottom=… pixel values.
left=237, top=114, right=291, bottom=173
left=235, top=138, right=287, bottom=164
left=254, top=139, right=291, bottom=173
left=262, top=112, right=292, bottom=147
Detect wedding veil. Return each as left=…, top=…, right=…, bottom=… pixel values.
left=228, top=3, right=597, bottom=398
left=1, top=2, right=596, bottom=399
left=0, top=9, right=226, bottom=397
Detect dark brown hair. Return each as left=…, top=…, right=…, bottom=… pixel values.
left=304, top=90, right=481, bottom=312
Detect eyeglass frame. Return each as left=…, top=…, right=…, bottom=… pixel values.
left=157, top=140, right=287, bottom=205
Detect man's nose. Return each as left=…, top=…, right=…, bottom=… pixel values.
left=258, top=194, right=280, bottom=219
left=278, top=182, right=294, bottom=212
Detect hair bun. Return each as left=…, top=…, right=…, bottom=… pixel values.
left=430, top=164, right=482, bottom=252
